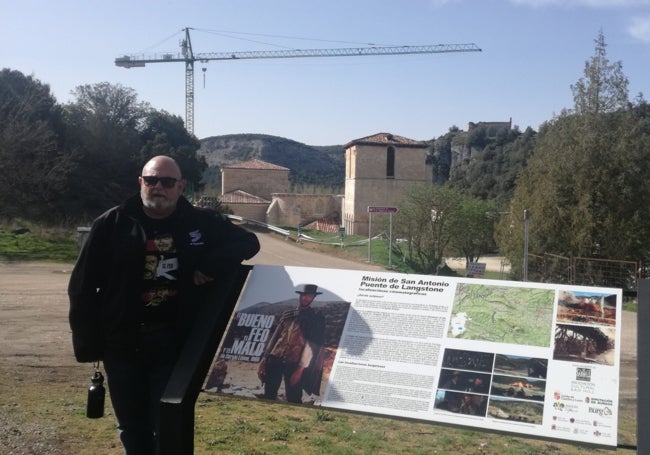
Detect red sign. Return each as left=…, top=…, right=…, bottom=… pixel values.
left=368, top=206, right=398, bottom=213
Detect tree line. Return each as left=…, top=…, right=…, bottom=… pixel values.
left=0, top=71, right=205, bottom=223
left=2, top=30, right=649, bottom=275
left=396, top=30, right=650, bottom=275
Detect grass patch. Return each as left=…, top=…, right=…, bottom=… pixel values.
left=623, top=299, right=637, bottom=312
left=295, top=228, right=512, bottom=278
left=192, top=394, right=635, bottom=454
left=0, top=222, right=78, bottom=262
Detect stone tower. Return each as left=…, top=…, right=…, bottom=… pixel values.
left=342, top=132, right=430, bottom=236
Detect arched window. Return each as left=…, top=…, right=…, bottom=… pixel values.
left=386, top=146, right=395, bottom=178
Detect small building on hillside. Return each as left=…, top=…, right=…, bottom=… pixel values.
left=221, top=159, right=290, bottom=201
left=467, top=118, right=512, bottom=132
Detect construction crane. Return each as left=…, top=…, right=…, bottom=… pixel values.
left=115, top=27, right=481, bottom=135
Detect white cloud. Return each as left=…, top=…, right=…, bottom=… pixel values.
left=628, top=16, right=650, bottom=41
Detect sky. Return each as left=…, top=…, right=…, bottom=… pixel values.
left=4, top=0, right=650, bottom=145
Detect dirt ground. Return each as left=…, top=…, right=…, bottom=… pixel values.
left=0, top=232, right=638, bottom=452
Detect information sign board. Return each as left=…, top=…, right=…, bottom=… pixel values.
left=467, top=262, right=487, bottom=276
left=205, top=265, right=621, bottom=447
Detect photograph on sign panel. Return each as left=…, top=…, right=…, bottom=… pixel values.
left=433, top=389, right=489, bottom=417
left=493, top=354, right=548, bottom=379
left=440, top=348, right=495, bottom=373
left=556, top=290, right=617, bottom=326
left=487, top=396, right=544, bottom=425
left=552, top=323, right=616, bottom=366
left=489, top=374, right=547, bottom=402
left=437, top=368, right=491, bottom=393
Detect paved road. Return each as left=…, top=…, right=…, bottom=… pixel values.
left=245, top=231, right=385, bottom=271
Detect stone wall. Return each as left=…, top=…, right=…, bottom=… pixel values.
left=266, top=194, right=343, bottom=228
left=228, top=203, right=269, bottom=223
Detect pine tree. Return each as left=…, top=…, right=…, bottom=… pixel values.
left=571, top=29, right=629, bottom=114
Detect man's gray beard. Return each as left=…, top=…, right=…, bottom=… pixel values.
left=142, top=195, right=176, bottom=213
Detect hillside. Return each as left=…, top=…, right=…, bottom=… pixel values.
left=198, top=134, right=345, bottom=193
left=197, top=127, right=533, bottom=204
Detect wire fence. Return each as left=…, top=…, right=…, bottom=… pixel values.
left=528, top=253, right=642, bottom=296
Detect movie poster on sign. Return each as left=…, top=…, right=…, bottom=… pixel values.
left=204, top=265, right=363, bottom=402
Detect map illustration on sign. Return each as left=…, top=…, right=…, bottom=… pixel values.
left=448, top=283, right=555, bottom=346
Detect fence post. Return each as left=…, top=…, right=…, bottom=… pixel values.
left=76, top=227, right=91, bottom=253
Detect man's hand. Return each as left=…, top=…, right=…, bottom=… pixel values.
left=193, top=271, right=214, bottom=285
left=257, top=359, right=266, bottom=382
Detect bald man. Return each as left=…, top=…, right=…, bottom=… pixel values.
left=69, top=155, right=259, bottom=454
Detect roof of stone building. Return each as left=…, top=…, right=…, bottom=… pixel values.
left=220, top=159, right=289, bottom=171
left=344, top=132, right=429, bottom=149
left=220, top=189, right=271, bottom=204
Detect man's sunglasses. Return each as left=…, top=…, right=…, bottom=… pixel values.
left=141, top=176, right=180, bottom=188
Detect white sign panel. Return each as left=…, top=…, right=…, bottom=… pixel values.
left=205, top=265, right=621, bottom=447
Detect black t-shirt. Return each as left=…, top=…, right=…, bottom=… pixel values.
left=139, top=211, right=180, bottom=323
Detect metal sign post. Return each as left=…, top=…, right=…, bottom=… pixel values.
left=367, top=206, right=399, bottom=266
left=523, top=209, right=530, bottom=281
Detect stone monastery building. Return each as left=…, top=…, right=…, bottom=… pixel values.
left=217, top=132, right=431, bottom=236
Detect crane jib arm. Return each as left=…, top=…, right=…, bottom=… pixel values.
left=114, top=43, right=481, bottom=67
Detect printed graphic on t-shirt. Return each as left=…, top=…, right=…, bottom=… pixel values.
left=142, top=233, right=179, bottom=309
left=142, top=287, right=176, bottom=308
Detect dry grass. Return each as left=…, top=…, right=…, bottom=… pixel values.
left=0, top=356, right=637, bottom=455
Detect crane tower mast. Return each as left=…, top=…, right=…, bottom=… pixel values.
left=115, top=28, right=482, bottom=134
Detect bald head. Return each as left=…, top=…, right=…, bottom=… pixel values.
left=142, top=155, right=182, bottom=179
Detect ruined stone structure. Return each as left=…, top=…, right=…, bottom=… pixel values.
left=342, top=133, right=431, bottom=236
left=467, top=119, right=512, bottom=132
left=266, top=193, right=343, bottom=229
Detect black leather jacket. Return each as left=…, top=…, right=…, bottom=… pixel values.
left=68, top=194, right=260, bottom=362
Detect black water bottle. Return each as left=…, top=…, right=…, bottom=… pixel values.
left=86, top=370, right=105, bottom=418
